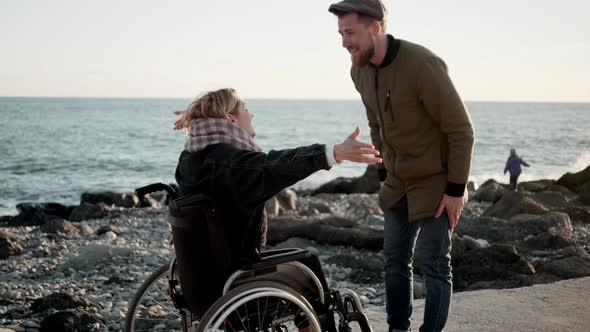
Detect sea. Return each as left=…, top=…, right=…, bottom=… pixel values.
left=1, top=97, right=589, bottom=216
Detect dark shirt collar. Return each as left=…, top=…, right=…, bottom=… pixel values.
left=372, top=34, right=400, bottom=68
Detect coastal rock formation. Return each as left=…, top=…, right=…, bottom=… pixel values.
left=311, top=165, right=381, bottom=195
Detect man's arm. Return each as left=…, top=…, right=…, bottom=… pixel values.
left=521, top=159, right=530, bottom=167
left=418, top=56, right=475, bottom=194
left=418, top=56, right=475, bottom=229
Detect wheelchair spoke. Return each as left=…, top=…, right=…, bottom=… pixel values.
left=144, top=294, right=181, bottom=318
left=257, top=297, right=262, bottom=330
left=261, top=295, right=269, bottom=330
left=245, top=301, right=252, bottom=332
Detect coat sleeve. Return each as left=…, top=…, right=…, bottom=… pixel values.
left=218, top=144, right=330, bottom=208
left=417, top=56, right=475, bottom=193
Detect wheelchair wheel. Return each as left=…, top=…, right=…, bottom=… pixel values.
left=196, top=281, right=321, bottom=332
left=125, top=263, right=185, bottom=332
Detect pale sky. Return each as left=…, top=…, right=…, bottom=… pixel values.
left=1, top=0, right=589, bottom=102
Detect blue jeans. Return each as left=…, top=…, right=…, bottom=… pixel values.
left=384, top=197, right=452, bottom=332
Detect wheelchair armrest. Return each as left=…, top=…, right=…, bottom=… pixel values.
left=242, top=248, right=311, bottom=271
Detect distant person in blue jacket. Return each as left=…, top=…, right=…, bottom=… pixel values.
left=504, top=148, right=530, bottom=191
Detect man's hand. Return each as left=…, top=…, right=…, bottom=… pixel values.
left=435, top=194, right=465, bottom=230
left=173, top=110, right=186, bottom=130
left=334, top=127, right=382, bottom=164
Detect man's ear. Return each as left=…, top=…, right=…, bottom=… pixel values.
left=371, top=20, right=381, bottom=35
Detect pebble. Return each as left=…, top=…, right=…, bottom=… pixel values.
left=103, top=231, right=117, bottom=241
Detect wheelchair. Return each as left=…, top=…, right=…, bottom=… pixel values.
left=125, top=183, right=373, bottom=332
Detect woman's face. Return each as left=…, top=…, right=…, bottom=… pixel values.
left=231, top=103, right=256, bottom=137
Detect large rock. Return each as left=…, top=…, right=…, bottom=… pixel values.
left=40, top=308, right=103, bottom=332
left=311, top=165, right=380, bottom=195
left=522, top=232, right=574, bottom=250
left=509, top=212, right=573, bottom=238
left=40, top=218, right=80, bottom=236
left=517, top=179, right=555, bottom=192
left=456, top=212, right=573, bottom=243
left=32, top=293, right=99, bottom=313
left=560, top=206, right=590, bottom=224
left=473, top=179, right=507, bottom=203
left=556, top=165, right=590, bottom=192
left=530, top=191, right=572, bottom=209
left=80, top=191, right=136, bottom=208
left=68, top=203, right=110, bottom=222
left=452, top=244, right=535, bottom=290
left=483, top=191, right=549, bottom=219
left=10, top=202, right=74, bottom=227
left=578, top=181, right=590, bottom=204
left=538, top=256, right=590, bottom=279
left=0, top=231, right=22, bottom=259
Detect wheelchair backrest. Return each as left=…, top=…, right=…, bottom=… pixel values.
left=168, top=193, right=237, bottom=317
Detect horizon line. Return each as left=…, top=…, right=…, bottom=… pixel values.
left=0, top=95, right=589, bottom=104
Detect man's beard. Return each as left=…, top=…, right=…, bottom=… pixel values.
left=352, top=39, right=375, bottom=66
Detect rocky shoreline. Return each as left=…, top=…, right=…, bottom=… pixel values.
left=1, top=165, right=589, bottom=331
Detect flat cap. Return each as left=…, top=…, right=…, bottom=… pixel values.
left=328, top=0, right=387, bottom=21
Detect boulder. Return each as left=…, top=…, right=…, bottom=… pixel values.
left=521, top=232, right=574, bottom=250
left=577, top=181, right=590, bottom=204
left=517, top=179, right=555, bottom=192
left=509, top=212, right=573, bottom=237
left=0, top=231, right=22, bottom=259
left=483, top=191, right=549, bottom=219
left=10, top=202, right=74, bottom=227
left=473, top=179, right=507, bottom=203
left=560, top=206, right=590, bottom=224
left=136, top=193, right=162, bottom=209
left=531, top=191, right=571, bottom=209
left=556, top=165, right=590, bottom=191
left=456, top=212, right=572, bottom=243
left=80, top=191, right=135, bottom=208
left=311, top=165, right=380, bottom=195
left=32, top=293, right=99, bottom=313
left=452, top=244, right=535, bottom=290
left=538, top=256, right=590, bottom=279
left=68, top=203, right=110, bottom=222
left=40, top=308, right=103, bottom=332
left=40, top=218, right=80, bottom=236
left=96, top=225, right=126, bottom=236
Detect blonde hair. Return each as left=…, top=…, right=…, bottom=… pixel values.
left=180, top=88, right=243, bottom=128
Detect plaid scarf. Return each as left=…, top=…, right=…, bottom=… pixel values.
left=185, top=118, right=261, bottom=153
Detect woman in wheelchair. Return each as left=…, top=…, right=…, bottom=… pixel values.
left=171, top=88, right=379, bottom=331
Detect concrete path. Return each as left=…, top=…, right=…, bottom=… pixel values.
left=364, top=277, right=590, bottom=332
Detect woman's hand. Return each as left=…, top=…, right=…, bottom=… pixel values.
left=173, top=110, right=185, bottom=130
left=334, top=127, right=382, bottom=164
